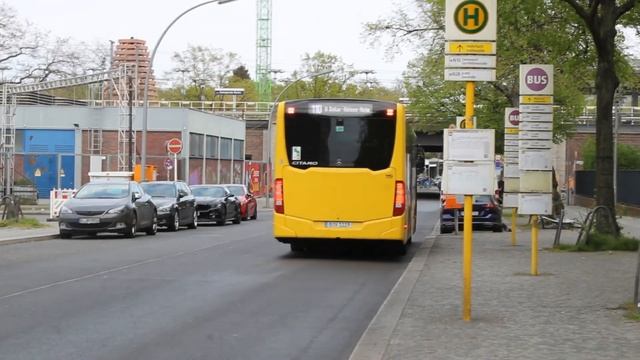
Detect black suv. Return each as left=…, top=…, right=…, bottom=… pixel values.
left=140, top=181, right=197, bottom=231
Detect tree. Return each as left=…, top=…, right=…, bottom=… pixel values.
left=0, top=2, right=101, bottom=85
left=279, top=51, right=402, bottom=101
left=365, top=0, right=593, bottom=144
left=165, top=44, right=242, bottom=98
left=232, top=65, right=251, bottom=80
left=559, top=0, right=639, bottom=235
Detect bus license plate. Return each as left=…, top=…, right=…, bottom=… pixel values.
left=79, top=218, right=100, bottom=224
left=325, top=221, right=352, bottom=228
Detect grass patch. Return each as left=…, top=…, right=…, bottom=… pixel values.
left=554, top=232, right=639, bottom=252
left=622, top=303, right=640, bottom=321
left=0, top=217, right=46, bottom=229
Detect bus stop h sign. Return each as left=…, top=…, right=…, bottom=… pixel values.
left=445, top=0, right=496, bottom=40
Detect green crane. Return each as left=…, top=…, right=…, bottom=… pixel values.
left=256, top=0, right=272, bottom=103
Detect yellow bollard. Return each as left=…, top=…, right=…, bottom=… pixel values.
left=511, top=208, right=517, bottom=246
left=531, top=215, right=539, bottom=276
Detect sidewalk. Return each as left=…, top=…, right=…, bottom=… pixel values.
left=351, top=210, right=640, bottom=360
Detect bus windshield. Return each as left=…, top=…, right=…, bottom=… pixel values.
left=284, top=101, right=396, bottom=170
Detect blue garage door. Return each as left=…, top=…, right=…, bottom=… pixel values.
left=23, top=130, right=75, bottom=198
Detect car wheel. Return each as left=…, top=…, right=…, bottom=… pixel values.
left=250, top=206, right=257, bottom=220
left=492, top=224, right=504, bottom=233
left=233, top=205, right=241, bottom=224
left=187, top=210, right=198, bottom=229
left=60, top=231, right=72, bottom=239
left=125, top=216, right=137, bottom=238
left=440, top=225, right=452, bottom=234
left=146, top=211, right=158, bottom=235
left=216, top=209, right=226, bottom=226
left=168, top=211, right=179, bottom=232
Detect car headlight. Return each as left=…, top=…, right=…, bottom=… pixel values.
left=158, top=205, right=173, bottom=213
left=60, top=206, right=73, bottom=214
left=107, top=206, right=126, bottom=214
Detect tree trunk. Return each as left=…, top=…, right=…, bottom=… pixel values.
left=592, top=6, right=620, bottom=235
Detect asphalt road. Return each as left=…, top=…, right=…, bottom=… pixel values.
left=0, top=198, right=440, bottom=360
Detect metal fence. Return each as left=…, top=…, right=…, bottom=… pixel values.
left=575, top=170, right=640, bottom=206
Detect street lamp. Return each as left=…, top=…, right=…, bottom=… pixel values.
left=265, top=69, right=334, bottom=207
left=141, top=0, right=238, bottom=182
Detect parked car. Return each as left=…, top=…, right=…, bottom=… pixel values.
left=223, top=184, right=257, bottom=220
left=440, top=194, right=503, bottom=234
left=190, top=185, right=241, bottom=226
left=140, top=181, right=197, bottom=231
left=58, top=180, right=157, bottom=238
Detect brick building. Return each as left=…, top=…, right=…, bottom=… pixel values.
left=14, top=105, right=247, bottom=198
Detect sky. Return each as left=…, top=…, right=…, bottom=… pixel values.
left=9, top=0, right=416, bottom=87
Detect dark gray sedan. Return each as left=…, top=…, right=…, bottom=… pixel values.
left=140, top=181, right=197, bottom=231
left=190, top=185, right=241, bottom=226
left=58, top=181, right=157, bottom=238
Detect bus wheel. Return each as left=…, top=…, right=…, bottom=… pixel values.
left=290, top=242, right=304, bottom=253
left=394, top=242, right=407, bottom=256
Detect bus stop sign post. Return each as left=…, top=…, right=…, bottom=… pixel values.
left=463, top=81, right=475, bottom=322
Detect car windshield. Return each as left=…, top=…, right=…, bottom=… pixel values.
left=226, top=185, right=245, bottom=197
left=140, top=183, right=176, bottom=197
left=75, top=183, right=129, bottom=199
left=191, top=187, right=226, bottom=197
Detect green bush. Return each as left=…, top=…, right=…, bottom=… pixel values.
left=582, top=137, right=640, bottom=170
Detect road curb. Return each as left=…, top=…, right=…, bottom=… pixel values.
left=348, top=222, right=439, bottom=360
left=0, top=234, right=59, bottom=246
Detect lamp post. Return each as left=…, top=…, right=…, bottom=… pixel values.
left=141, top=0, right=237, bottom=182
left=265, top=69, right=334, bottom=207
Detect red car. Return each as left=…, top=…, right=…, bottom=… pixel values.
left=224, top=184, right=258, bottom=221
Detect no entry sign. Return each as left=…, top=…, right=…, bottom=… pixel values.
left=167, top=138, right=183, bottom=154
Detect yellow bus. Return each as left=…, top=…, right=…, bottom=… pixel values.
left=272, top=99, right=417, bottom=254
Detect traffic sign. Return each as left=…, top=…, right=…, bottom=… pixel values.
left=445, top=68, right=496, bottom=81
left=504, top=107, right=520, bottom=128
left=520, top=112, right=553, bottom=122
left=445, top=55, right=496, bottom=68
left=446, top=41, right=496, bottom=54
left=519, top=65, right=554, bottom=95
left=167, top=138, right=183, bottom=154
left=520, top=104, right=553, bottom=113
left=215, top=88, right=245, bottom=96
left=164, top=158, right=173, bottom=170
left=445, top=0, right=497, bottom=40
left=520, top=95, right=554, bottom=104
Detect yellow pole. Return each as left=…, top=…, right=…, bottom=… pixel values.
left=462, top=81, right=475, bottom=322
left=511, top=208, right=517, bottom=246
left=531, top=215, right=539, bottom=276
left=463, top=194, right=473, bottom=321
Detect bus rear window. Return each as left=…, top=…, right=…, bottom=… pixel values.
left=284, top=108, right=396, bottom=170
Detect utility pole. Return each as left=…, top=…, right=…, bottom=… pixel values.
left=128, top=75, right=134, bottom=172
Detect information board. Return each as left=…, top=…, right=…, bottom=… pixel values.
left=442, top=162, right=495, bottom=195
left=444, top=129, right=495, bottom=161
